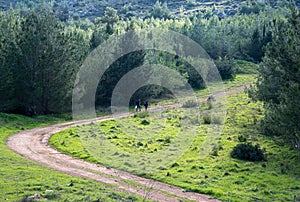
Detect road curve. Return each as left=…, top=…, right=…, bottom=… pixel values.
left=6, top=86, right=247, bottom=202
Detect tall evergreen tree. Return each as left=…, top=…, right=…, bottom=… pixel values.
left=101, top=7, right=119, bottom=35
left=250, top=7, right=300, bottom=150
left=14, top=9, right=89, bottom=114
left=0, top=10, right=20, bottom=112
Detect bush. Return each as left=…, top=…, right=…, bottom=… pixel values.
left=141, top=119, right=150, bottom=125
left=231, top=143, right=265, bottom=161
left=211, top=115, right=223, bottom=124
left=203, top=114, right=223, bottom=125
left=203, top=114, right=211, bottom=124
left=182, top=100, right=198, bottom=108
left=238, top=135, right=247, bottom=142
left=214, top=57, right=235, bottom=80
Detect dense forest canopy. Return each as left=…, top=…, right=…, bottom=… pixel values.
left=0, top=1, right=293, bottom=112
left=1, top=0, right=299, bottom=20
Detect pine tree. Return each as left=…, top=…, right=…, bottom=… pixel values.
left=251, top=7, right=300, bottom=150
left=14, top=9, right=89, bottom=114
left=0, top=10, right=20, bottom=112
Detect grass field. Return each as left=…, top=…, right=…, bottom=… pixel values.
left=149, top=73, right=256, bottom=107
left=0, top=113, right=147, bottom=201
left=50, top=92, right=300, bottom=201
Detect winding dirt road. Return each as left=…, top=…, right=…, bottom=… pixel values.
left=6, top=86, right=247, bottom=202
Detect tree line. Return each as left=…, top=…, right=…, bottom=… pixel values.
left=0, top=8, right=90, bottom=114
left=0, top=4, right=291, bottom=114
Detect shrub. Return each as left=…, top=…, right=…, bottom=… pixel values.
left=182, top=100, right=198, bottom=108
left=231, top=143, right=265, bottom=161
left=164, top=136, right=171, bottom=144
left=238, top=135, right=247, bottom=142
left=203, top=114, right=211, bottom=124
left=141, top=119, right=150, bottom=125
left=214, top=57, right=235, bottom=80
left=203, top=114, right=223, bottom=125
left=207, top=102, right=213, bottom=110
left=211, top=115, right=223, bottom=124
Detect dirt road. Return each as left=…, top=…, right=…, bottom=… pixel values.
left=6, top=86, right=247, bottom=202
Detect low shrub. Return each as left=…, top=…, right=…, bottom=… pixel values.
left=203, top=114, right=211, bottom=124
left=203, top=114, right=223, bottom=125
left=231, top=143, right=265, bottom=161
left=141, top=119, right=150, bottom=125
left=211, top=115, right=223, bottom=124
left=182, top=100, right=198, bottom=108
left=238, top=135, right=247, bottom=142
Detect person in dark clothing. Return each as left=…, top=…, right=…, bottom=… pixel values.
left=135, top=99, right=141, bottom=112
left=144, top=101, right=149, bottom=111
left=26, top=105, right=36, bottom=117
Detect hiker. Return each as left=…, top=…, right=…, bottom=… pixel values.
left=144, top=101, right=149, bottom=111
left=135, top=99, right=141, bottom=112
left=207, top=95, right=216, bottom=103
left=27, top=105, right=36, bottom=117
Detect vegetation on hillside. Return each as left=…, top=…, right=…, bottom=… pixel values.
left=1, top=0, right=299, bottom=20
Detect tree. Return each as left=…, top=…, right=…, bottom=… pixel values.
left=150, top=1, right=171, bottom=19
left=247, top=27, right=272, bottom=62
left=13, top=9, right=89, bottom=114
left=250, top=7, right=300, bottom=150
left=101, top=7, right=119, bottom=34
left=0, top=10, right=20, bottom=112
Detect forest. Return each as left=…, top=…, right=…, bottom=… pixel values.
left=0, top=0, right=299, bottom=201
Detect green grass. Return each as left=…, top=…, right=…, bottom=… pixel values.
left=150, top=74, right=257, bottom=107
left=0, top=113, right=147, bottom=201
left=50, top=93, right=300, bottom=201
left=233, top=60, right=258, bottom=75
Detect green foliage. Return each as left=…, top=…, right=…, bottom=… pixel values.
left=189, top=8, right=288, bottom=61
left=202, top=114, right=211, bottom=124
left=101, top=7, right=119, bottom=34
left=231, top=143, right=266, bottom=162
left=151, top=1, right=171, bottom=19
left=0, top=4, right=290, bottom=114
left=240, top=1, right=265, bottom=14
left=238, top=134, right=247, bottom=142
left=96, top=50, right=146, bottom=106
left=0, top=9, right=90, bottom=114
left=247, top=28, right=272, bottom=62
left=214, top=57, right=236, bottom=80
left=141, top=119, right=150, bottom=125
left=233, top=60, right=258, bottom=74
left=250, top=7, right=300, bottom=150
left=0, top=10, right=20, bottom=111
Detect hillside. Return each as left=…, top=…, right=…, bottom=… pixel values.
left=1, top=0, right=300, bottom=20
